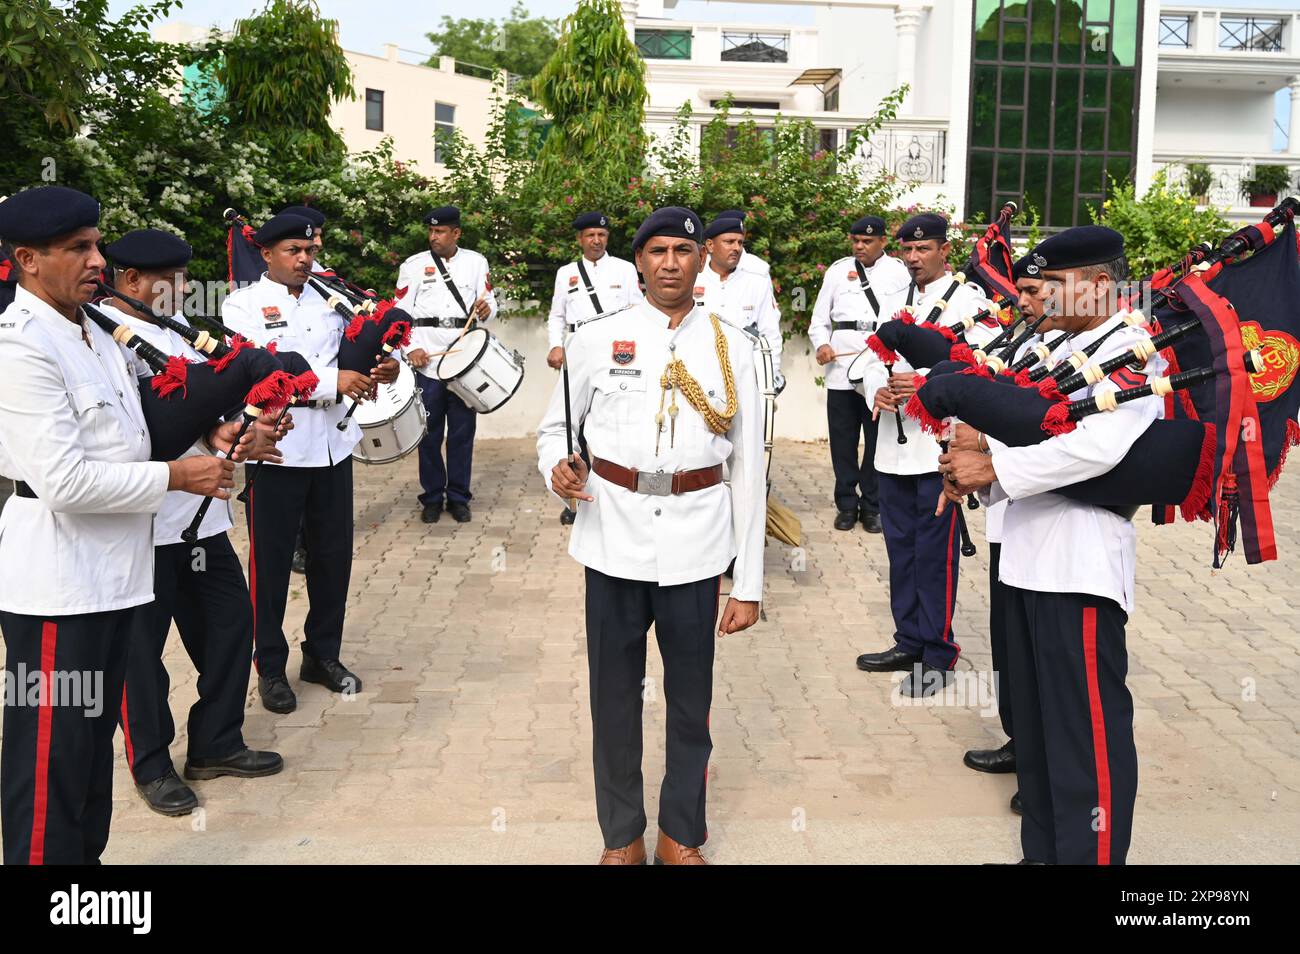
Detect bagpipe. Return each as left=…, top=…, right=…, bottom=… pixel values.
left=902, top=195, right=1300, bottom=565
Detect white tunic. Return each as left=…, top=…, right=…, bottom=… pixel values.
left=547, top=254, right=642, bottom=348
left=695, top=259, right=783, bottom=375
left=990, top=313, right=1163, bottom=612
left=737, top=249, right=769, bottom=278
left=535, top=300, right=766, bottom=602
left=395, top=247, right=498, bottom=370
left=102, top=303, right=234, bottom=546
left=220, top=274, right=361, bottom=467
left=0, top=286, right=170, bottom=615
left=860, top=276, right=1000, bottom=475
left=808, top=253, right=911, bottom=390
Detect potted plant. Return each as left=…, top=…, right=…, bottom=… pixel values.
left=1184, top=161, right=1212, bottom=205
left=1241, top=164, right=1294, bottom=208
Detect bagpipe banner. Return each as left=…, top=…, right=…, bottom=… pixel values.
left=965, top=201, right=1019, bottom=310
left=227, top=217, right=266, bottom=287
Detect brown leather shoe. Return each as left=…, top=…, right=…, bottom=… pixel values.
left=597, top=836, right=647, bottom=865
left=654, top=829, right=707, bottom=865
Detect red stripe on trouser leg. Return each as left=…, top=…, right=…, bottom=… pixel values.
left=1081, top=607, right=1112, bottom=865
left=942, top=506, right=958, bottom=669
left=29, top=620, right=58, bottom=865
left=119, top=689, right=136, bottom=778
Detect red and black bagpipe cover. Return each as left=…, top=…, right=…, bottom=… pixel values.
left=337, top=300, right=413, bottom=373
left=905, top=365, right=1213, bottom=510
left=0, top=247, right=15, bottom=312
left=866, top=316, right=965, bottom=370
left=1147, top=215, right=1300, bottom=564
left=964, top=203, right=1019, bottom=310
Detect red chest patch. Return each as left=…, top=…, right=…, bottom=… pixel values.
left=847, top=270, right=859, bottom=280
left=261, top=306, right=282, bottom=322
left=693, top=286, right=705, bottom=298
left=1107, top=366, right=1147, bottom=390
left=612, top=340, right=636, bottom=365
left=569, top=275, right=579, bottom=287
left=424, top=265, right=438, bottom=276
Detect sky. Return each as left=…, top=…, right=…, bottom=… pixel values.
left=111, top=0, right=1295, bottom=143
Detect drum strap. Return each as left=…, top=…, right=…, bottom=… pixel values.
left=852, top=260, right=882, bottom=318
left=575, top=259, right=604, bottom=315
left=431, top=254, right=472, bottom=318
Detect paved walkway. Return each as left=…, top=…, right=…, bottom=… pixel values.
left=6, top=438, right=1299, bottom=863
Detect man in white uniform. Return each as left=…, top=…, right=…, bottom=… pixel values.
left=397, top=205, right=497, bottom=524
left=940, top=226, right=1149, bottom=865
left=0, top=187, right=236, bottom=863
left=809, top=215, right=910, bottom=532
left=855, top=213, right=1001, bottom=697
left=696, top=216, right=783, bottom=390
left=546, top=211, right=643, bottom=525
left=717, top=209, right=769, bottom=278
left=101, top=228, right=285, bottom=816
left=538, top=207, right=765, bottom=866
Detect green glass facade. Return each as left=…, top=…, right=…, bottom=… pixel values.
left=966, top=0, right=1142, bottom=228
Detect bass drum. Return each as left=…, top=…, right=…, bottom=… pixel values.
left=435, top=327, right=525, bottom=414
left=350, top=361, right=428, bottom=465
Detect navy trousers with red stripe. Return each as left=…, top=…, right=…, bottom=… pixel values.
left=877, top=472, right=961, bottom=669
left=584, top=568, right=719, bottom=850
left=1004, top=586, right=1136, bottom=865
left=119, top=534, right=253, bottom=785
left=1, top=607, right=138, bottom=864
left=245, top=460, right=354, bottom=678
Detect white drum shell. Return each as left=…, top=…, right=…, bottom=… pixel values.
left=435, top=327, right=525, bottom=414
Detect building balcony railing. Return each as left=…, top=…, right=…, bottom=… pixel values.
left=1155, top=152, right=1300, bottom=214
left=1158, top=7, right=1299, bottom=58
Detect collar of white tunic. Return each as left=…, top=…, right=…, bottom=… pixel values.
left=15, top=284, right=89, bottom=341
left=1056, top=311, right=1127, bottom=356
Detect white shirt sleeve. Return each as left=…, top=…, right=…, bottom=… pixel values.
left=477, top=256, right=498, bottom=323
left=754, top=280, right=782, bottom=374
left=537, top=330, right=594, bottom=504
left=547, top=269, right=567, bottom=349
left=991, top=386, right=1160, bottom=500
left=808, top=274, right=835, bottom=351
left=0, top=335, right=170, bottom=514
left=724, top=337, right=766, bottom=602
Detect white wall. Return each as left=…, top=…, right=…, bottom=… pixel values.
left=1153, top=86, right=1280, bottom=156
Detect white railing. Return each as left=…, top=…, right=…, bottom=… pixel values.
left=1156, top=153, right=1300, bottom=209
left=1158, top=6, right=1300, bottom=59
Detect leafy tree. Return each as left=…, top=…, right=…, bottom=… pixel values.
left=531, top=0, right=647, bottom=184
left=1093, top=169, right=1231, bottom=278
left=426, top=2, right=558, bottom=81
left=194, top=0, right=354, bottom=163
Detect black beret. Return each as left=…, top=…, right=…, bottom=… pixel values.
left=896, top=212, right=949, bottom=243
left=0, top=186, right=100, bottom=245
left=1012, top=253, right=1037, bottom=281
left=632, top=206, right=704, bottom=254
left=1024, top=226, right=1125, bottom=275
left=850, top=215, right=887, bottom=236
left=573, top=211, right=610, bottom=232
left=279, top=204, right=326, bottom=228
left=254, top=213, right=316, bottom=247
left=703, top=216, right=745, bottom=241
left=105, top=229, right=193, bottom=270
left=719, top=208, right=746, bottom=221
left=424, top=205, right=460, bottom=227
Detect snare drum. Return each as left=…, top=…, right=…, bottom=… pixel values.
left=753, top=334, right=776, bottom=485
left=435, top=327, right=525, bottom=414
left=350, top=361, right=428, bottom=465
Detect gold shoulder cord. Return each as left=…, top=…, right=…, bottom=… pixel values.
left=656, top=313, right=738, bottom=453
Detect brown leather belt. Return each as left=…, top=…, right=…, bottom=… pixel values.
left=591, top=457, right=723, bottom=496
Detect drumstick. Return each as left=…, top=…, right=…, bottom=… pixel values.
left=831, top=350, right=862, bottom=359
left=561, top=346, right=578, bottom=514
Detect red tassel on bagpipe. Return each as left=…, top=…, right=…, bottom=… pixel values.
left=1036, top=375, right=1065, bottom=401
left=1012, top=368, right=1035, bottom=387
left=1269, top=417, right=1300, bottom=489
left=150, top=355, right=191, bottom=399
left=1181, top=423, right=1218, bottom=523
left=383, top=319, right=413, bottom=350
left=959, top=362, right=994, bottom=380
left=244, top=370, right=299, bottom=412
left=866, top=334, right=898, bottom=365
left=933, top=324, right=959, bottom=344
left=949, top=342, right=976, bottom=365
left=344, top=312, right=377, bottom=342
left=207, top=334, right=254, bottom=373
left=291, top=371, right=320, bottom=401
left=1040, top=401, right=1076, bottom=437
left=904, top=375, right=947, bottom=436
left=373, top=298, right=397, bottom=320
left=892, top=308, right=916, bottom=325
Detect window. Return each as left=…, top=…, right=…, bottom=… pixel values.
left=635, top=29, right=691, bottom=60
left=721, top=31, right=789, bottom=63
left=365, top=88, right=384, bottom=132
left=823, top=84, right=840, bottom=112
left=967, top=0, right=1142, bottom=228
left=435, top=102, right=455, bottom=164
left=708, top=99, right=781, bottom=110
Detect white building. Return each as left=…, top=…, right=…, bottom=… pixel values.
left=628, top=0, right=1300, bottom=225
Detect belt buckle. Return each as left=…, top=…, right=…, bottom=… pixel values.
left=856, top=319, right=870, bottom=332
left=636, top=469, right=672, bottom=496
left=440, top=317, right=454, bottom=329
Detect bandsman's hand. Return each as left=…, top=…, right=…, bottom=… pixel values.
left=718, top=598, right=760, bottom=636
left=167, top=456, right=236, bottom=499
left=337, top=370, right=373, bottom=402
left=472, top=296, right=491, bottom=319
left=407, top=348, right=430, bottom=370
left=950, top=422, right=983, bottom=453
left=547, top=346, right=565, bottom=370
left=259, top=410, right=294, bottom=440
left=935, top=480, right=966, bottom=516
left=371, top=356, right=400, bottom=385
left=551, top=454, right=592, bottom=502
left=872, top=386, right=897, bottom=419
left=888, top=371, right=918, bottom=401
left=233, top=421, right=285, bottom=465
left=938, top=448, right=996, bottom=495
left=815, top=344, right=835, bottom=366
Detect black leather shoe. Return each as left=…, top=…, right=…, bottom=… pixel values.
left=964, top=740, right=1017, bottom=774
left=258, top=674, right=297, bottom=714
left=898, top=662, right=953, bottom=698
left=560, top=508, right=576, bottom=525
left=860, top=510, right=883, bottom=534
left=291, top=547, right=307, bottom=574
left=448, top=501, right=471, bottom=523
left=184, top=748, right=284, bottom=781
left=833, top=510, right=857, bottom=531
left=1010, top=791, right=1023, bottom=815
left=856, top=645, right=921, bottom=672
left=300, top=654, right=362, bottom=694
left=135, top=770, right=198, bottom=816
left=421, top=502, right=442, bottom=524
